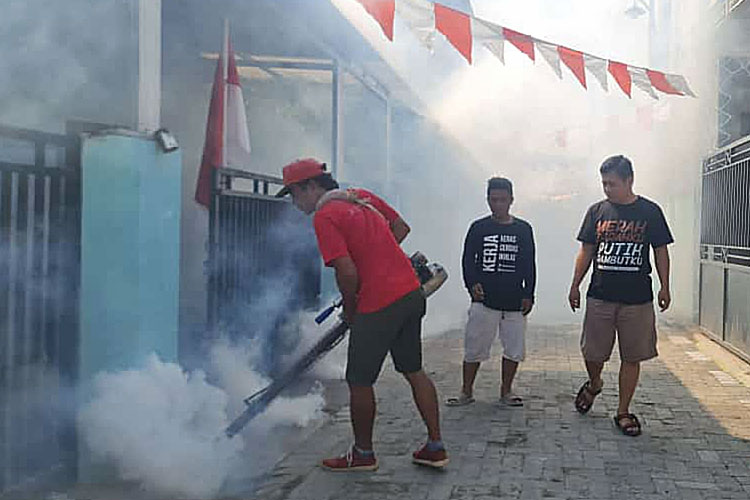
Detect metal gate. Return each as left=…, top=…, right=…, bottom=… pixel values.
left=700, top=135, right=750, bottom=361
left=0, top=125, right=81, bottom=493
left=207, top=167, right=320, bottom=374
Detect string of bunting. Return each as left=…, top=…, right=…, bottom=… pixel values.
left=354, top=0, right=696, bottom=99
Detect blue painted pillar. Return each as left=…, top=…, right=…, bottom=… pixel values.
left=79, top=131, right=181, bottom=381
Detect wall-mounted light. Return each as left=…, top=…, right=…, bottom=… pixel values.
left=154, top=128, right=179, bottom=153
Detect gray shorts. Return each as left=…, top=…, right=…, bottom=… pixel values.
left=346, top=289, right=425, bottom=386
left=581, top=298, right=657, bottom=363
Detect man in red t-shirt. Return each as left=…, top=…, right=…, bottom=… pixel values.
left=276, top=158, right=447, bottom=471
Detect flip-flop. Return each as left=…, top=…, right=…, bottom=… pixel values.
left=614, top=413, right=642, bottom=437
left=499, top=393, right=523, bottom=407
left=574, top=380, right=602, bottom=414
left=445, top=394, right=475, bottom=406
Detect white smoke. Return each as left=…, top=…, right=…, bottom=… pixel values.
left=280, top=310, right=348, bottom=381
left=79, top=355, right=243, bottom=499
left=79, top=321, right=331, bottom=499
left=331, top=0, right=715, bottom=326
left=0, top=0, right=137, bottom=131
left=209, top=335, right=328, bottom=427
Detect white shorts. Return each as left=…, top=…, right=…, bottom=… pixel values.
left=464, top=303, right=526, bottom=363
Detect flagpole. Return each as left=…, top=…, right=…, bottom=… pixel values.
left=221, top=18, right=229, bottom=168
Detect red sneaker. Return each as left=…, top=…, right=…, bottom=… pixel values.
left=321, top=447, right=378, bottom=472
left=412, top=444, right=449, bottom=468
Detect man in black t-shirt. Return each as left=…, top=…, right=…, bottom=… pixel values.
left=447, top=177, right=536, bottom=408
left=568, top=155, right=673, bottom=437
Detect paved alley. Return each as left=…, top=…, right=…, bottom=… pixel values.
left=250, top=321, right=750, bottom=500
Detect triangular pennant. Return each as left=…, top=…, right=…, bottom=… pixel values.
left=608, top=60, right=632, bottom=98
left=434, top=3, right=472, bottom=63
left=584, top=54, right=608, bottom=92
left=647, top=70, right=683, bottom=96
left=355, top=0, right=396, bottom=40
left=665, top=74, right=697, bottom=97
left=396, top=0, right=436, bottom=51
left=502, top=27, right=534, bottom=61
left=472, top=18, right=504, bottom=64
left=383, top=2, right=696, bottom=101
left=558, top=46, right=586, bottom=88
left=630, top=67, right=659, bottom=99
left=536, top=41, right=562, bottom=79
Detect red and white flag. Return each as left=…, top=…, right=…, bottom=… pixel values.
left=352, top=1, right=695, bottom=101
left=195, top=23, right=251, bottom=208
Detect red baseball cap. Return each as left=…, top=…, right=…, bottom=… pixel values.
left=276, top=158, right=327, bottom=197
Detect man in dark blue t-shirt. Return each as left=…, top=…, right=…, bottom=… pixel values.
left=568, top=155, right=673, bottom=437
left=447, top=177, right=536, bottom=408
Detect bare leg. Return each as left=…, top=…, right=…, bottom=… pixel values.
left=574, top=359, right=605, bottom=409
left=349, top=385, right=375, bottom=451
left=404, top=370, right=441, bottom=441
left=461, top=361, right=481, bottom=397
left=617, top=361, right=640, bottom=415
left=500, top=357, right=519, bottom=397
left=585, top=360, right=605, bottom=393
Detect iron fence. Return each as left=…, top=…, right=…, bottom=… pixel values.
left=700, top=134, right=750, bottom=362
left=207, top=168, right=320, bottom=374
left=0, top=125, right=81, bottom=493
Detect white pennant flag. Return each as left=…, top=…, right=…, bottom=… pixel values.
left=222, top=24, right=251, bottom=169
left=225, top=53, right=251, bottom=167
left=396, top=0, right=436, bottom=52
left=665, top=74, right=697, bottom=97
left=536, top=41, right=562, bottom=79
left=472, top=18, right=504, bottom=64
left=584, top=54, right=608, bottom=92
left=630, top=67, right=659, bottom=100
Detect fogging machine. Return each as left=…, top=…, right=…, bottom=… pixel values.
left=224, top=252, right=447, bottom=438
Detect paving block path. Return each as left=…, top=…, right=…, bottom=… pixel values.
left=251, top=321, right=750, bottom=500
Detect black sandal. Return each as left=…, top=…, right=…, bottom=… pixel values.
left=614, top=413, right=642, bottom=437
left=574, top=380, right=602, bottom=414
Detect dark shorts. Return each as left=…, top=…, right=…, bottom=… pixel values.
left=346, top=288, right=426, bottom=386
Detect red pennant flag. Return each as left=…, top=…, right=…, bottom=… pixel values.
left=646, top=70, right=683, bottom=95
left=355, top=0, right=395, bottom=41
left=558, top=46, right=586, bottom=88
left=434, top=3, right=472, bottom=63
left=608, top=61, right=632, bottom=98
left=502, top=28, right=534, bottom=61
left=195, top=52, right=225, bottom=207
